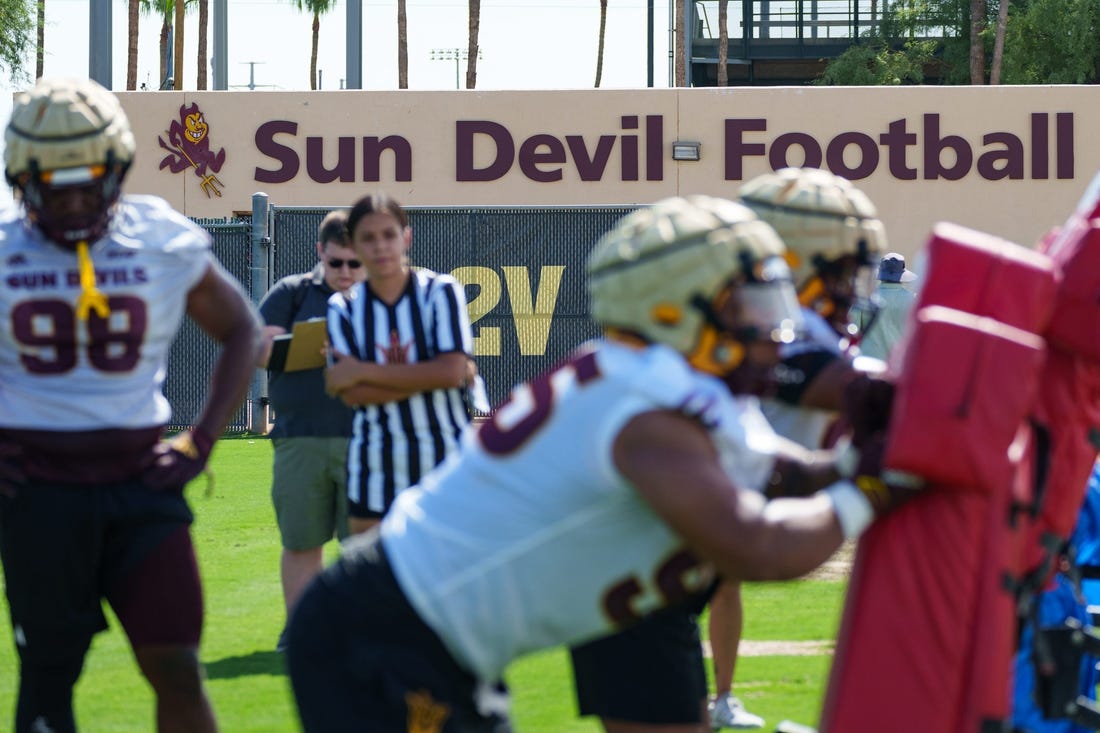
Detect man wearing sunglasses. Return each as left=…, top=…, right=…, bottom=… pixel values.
left=257, top=209, right=366, bottom=652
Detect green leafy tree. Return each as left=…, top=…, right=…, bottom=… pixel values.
left=0, top=0, right=35, bottom=83
left=1001, top=0, right=1100, bottom=82
left=817, top=0, right=978, bottom=84
left=816, top=38, right=937, bottom=84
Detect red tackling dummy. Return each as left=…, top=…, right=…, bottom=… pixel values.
left=821, top=223, right=1058, bottom=733
left=884, top=224, right=1057, bottom=494
left=1017, top=173, right=1100, bottom=581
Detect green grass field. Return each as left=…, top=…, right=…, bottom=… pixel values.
left=0, top=437, right=848, bottom=732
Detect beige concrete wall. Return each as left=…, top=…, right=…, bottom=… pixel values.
left=118, top=86, right=1100, bottom=261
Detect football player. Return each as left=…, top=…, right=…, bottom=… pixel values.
left=569, top=170, right=890, bottom=733
left=286, top=195, right=918, bottom=732
left=0, top=78, right=262, bottom=732
left=705, top=168, right=891, bottom=730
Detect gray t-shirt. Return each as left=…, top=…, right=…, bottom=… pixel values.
left=258, top=265, right=355, bottom=438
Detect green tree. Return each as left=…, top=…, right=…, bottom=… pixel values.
left=1001, top=0, right=1100, bottom=82
left=0, top=0, right=35, bottom=83
left=816, top=38, right=937, bottom=84
left=817, top=0, right=976, bottom=84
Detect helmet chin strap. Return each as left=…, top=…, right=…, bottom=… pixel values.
left=75, top=240, right=110, bottom=320
left=686, top=294, right=747, bottom=376
left=797, top=276, right=835, bottom=317
left=686, top=324, right=746, bottom=376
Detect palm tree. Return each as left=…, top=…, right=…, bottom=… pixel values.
left=35, top=0, right=44, bottom=80
left=174, top=0, right=184, bottom=88
left=594, top=0, right=607, bottom=87
left=466, top=0, right=480, bottom=88
left=291, top=0, right=337, bottom=90
left=398, top=0, right=408, bottom=88
left=154, top=0, right=170, bottom=88
left=717, top=0, right=728, bottom=86
left=675, top=0, right=686, bottom=86
left=127, top=0, right=140, bottom=89
left=196, top=0, right=208, bottom=89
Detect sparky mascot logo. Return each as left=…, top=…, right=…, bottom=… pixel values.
left=157, top=104, right=227, bottom=198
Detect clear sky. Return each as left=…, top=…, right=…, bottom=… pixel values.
left=0, top=0, right=676, bottom=205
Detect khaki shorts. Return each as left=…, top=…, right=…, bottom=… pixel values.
left=272, top=437, right=351, bottom=551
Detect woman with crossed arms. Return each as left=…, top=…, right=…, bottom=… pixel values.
left=324, top=192, right=479, bottom=535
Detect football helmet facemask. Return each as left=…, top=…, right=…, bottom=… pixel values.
left=739, top=167, right=886, bottom=337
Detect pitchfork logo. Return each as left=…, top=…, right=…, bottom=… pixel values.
left=157, top=103, right=227, bottom=198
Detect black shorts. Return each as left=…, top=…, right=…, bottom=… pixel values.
left=287, top=533, right=512, bottom=733
left=0, top=479, right=194, bottom=665
left=571, top=610, right=707, bottom=724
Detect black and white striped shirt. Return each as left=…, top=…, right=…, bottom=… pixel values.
left=327, top=269, right=475, bottom=514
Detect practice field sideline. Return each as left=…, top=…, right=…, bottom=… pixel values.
left=0, top=437, right=847, bottom=731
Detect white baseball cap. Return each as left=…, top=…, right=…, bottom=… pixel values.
left=878, top=252, right=917, bottom=283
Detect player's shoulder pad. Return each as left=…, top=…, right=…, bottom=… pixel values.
left=0, top=203, right=23, bottom=246
left=113, top=194, right=212, bottom=257
left=605, top=342, right=733, bottom=425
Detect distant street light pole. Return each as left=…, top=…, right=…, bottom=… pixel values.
left=430, top=47, right=482, bottom=89
left=241, top=61, right=265, bottom=90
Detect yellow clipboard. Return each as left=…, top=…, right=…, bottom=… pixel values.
left=269, top=318, right=328, bottom=372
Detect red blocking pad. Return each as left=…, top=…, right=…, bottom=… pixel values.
left=820, top=482, right=1018, bottom=733
left=1018, top=350, right=1100, bottom=578
left=915, top=222, right=1058, bottom=335
left=884, top=306, right=1046, bottom=494
left=1040, top=217, right=1100, bottom=363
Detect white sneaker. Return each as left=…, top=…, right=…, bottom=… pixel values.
left=708, top=693, right=765, bottom=730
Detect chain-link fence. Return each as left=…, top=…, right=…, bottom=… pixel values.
left=165, top=203, right=637, bottom=432
left=165, top=220, right=253, bottom=431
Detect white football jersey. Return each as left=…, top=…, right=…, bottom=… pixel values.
left=381, top=340, right=778, bottom=681
left=0, top=196, right=211, bottom=430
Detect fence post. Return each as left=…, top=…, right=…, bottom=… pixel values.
left=248, top=192, right=272, bottom=434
